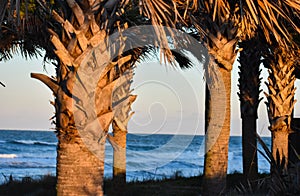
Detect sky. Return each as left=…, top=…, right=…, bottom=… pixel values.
left=1, top=53, right=299, bottom=136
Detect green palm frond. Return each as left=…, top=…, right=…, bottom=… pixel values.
left=0, top=0, right=53, bottom=61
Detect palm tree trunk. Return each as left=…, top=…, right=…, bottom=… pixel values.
left=241, top=116, right=258, bottom=178
left=56, top=130, right=106, bottom=195
left=30, top=2, right=128, bottom=193
left=32, top=53, right=119, bottom=195
left=32, top=64, right=115, bottom=195
left=272, top=130, right=289, bottom=166
left=203, top=62, right=231, bottom=195
left=108, top=66, right=136, bottom=190
left=265, top=48, right=296, bottom=172
left=238, top=37, right=262, bottom=180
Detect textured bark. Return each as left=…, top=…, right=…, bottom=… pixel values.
left=112, top=128, right=126, bottom=180
left=203, top=64, right=231, bottom=195
left=241, top=116, right=258, bottom=179
left=108, top=66, right=136, bottom=189
left=199, top=5, right=239, bottom=191
left=272, top=130, right=289, bottom=168
left=31, top=1, right=128, bottom=194
left=238, top=38, right=262, bottom=180
left=265, top=48, right=296, bottom=172
left=56, top=130, right=106, bottom=195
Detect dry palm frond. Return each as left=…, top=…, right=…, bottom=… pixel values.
left=176, top=0, right=300, bottom=50
left=242, top=0, right=300, bottom=48
left=138, top=0, right=190, bottom=65
left=0, top=0, right=194, bottom=71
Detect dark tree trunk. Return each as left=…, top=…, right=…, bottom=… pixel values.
left=242, top=115, right=258, bottom=179
left=289, top=118, right=300, bottom=165
left=238, top=37, right=262, bottom=180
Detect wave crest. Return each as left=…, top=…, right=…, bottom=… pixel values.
left=0, top=154, right=17, bottom=158
left=10, top=140, right=56, bottom=146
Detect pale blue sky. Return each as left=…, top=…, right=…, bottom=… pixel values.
left=1, top=53, right=299, bottom=136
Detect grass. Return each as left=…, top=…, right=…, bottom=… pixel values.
left=0, top=174, right=56, bottom=196
left=0, top=173, right=272, bottom=196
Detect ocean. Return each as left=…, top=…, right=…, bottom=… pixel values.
left=0, top=130, right=271, bottom=183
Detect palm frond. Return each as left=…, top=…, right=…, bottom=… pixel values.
left=256, top=133, right=300, bottom=194
left=0, top=0, right=53, bottom=61
left=139, top=0, right=188, bottom=65
left=243, top=0, right=300, bottom=47
left=0, top=0, right=9, bottom=31
left=170, top=49, right=193, bottom=69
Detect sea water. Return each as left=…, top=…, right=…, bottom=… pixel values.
left=0, top=130, right=271, bottom=183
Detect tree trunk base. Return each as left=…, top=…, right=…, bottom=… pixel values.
left=242, top=116, right=258, bottom=180
left=56, top=132, right=106, bottom=196
left=272, top=130, right=289, bottom=172
left=203, top=68, right=231, bottom=195
left=112, top=129, right=127, bottom=195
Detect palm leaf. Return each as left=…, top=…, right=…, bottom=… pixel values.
left=0, top=0, right=52, bottom=61
left=243, top=0, right=300, bottom=47
left=256, top=133, right=273, bottom=163
left=139, top=0, right=188, bottom=65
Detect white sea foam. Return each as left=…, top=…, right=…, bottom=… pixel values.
left=0, top=154, right=17, bottom=158
left=11, top=140, right=56, bottom=146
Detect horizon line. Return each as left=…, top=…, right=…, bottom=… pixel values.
left=0, top=129, right=271, bottom=137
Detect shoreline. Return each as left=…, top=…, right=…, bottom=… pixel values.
left=0, top=173, right=271, bottom=195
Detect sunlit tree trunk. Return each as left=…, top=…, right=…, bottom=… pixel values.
left=238, top=37, right=262, bottom=180
left=203, top=56, right=234, bottom=195
left=30, top=1, right=130, bottom=194
left=32, top=60, right=115, bottom=195
left=265, top=48, right=296, bottom=172
left=56, top=129, right=107, bottom=195
left=107, top=63, right=137, bottom=191
left=189, top=1, right=240, bottom=194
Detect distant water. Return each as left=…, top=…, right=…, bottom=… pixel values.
left=0, top=130, right=271, bottom=183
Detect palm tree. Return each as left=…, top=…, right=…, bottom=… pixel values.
left=1, top=0, right=139, bottom=194
left=264, top=47, right=297, bottom=172
left=290, top=33, right=300, bottom=165
left=174, top=0, right=300, bottom=194
left=1, top=1, right=193, bottom=194
left=189, top=2, right=240, bottom=194
left=108, top=62, right=136, bottom=190
left=238, top=34, right=263, bottom=180
left=32, top=2, right=135, bottom=194
left=104, top=0, right=195, bottom=184
left=107, top=49, right=139, bottom=188
left=236, top=0, right=300, bottom=179
left=262, top=1, right=300, bottom=172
